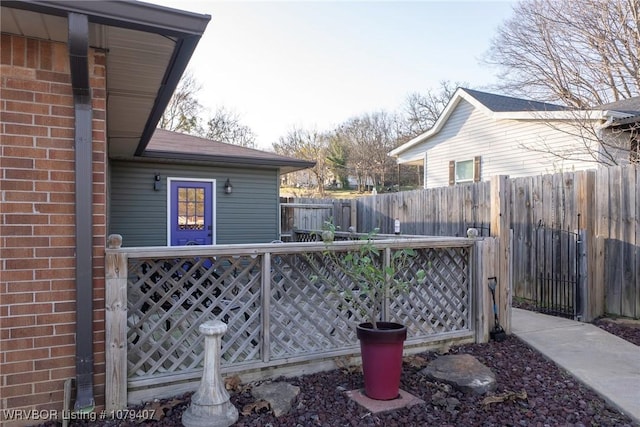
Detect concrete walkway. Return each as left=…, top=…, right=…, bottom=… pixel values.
left=512, top=308, right=640, bottom=425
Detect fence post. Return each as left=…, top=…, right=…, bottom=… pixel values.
left=490, top=175, right=511, bottom=334
left=351, top=199, right=358, bottom=231
left=577, top=230, right=588, bottom=321
left=105, top=234, right=128, bottom=411
left=576, top=170, right=600, bottom=321
left=475, top=238, right=498, bottom=343
left=261, top=252, right=271, bottom=363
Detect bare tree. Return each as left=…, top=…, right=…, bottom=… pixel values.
left=484, top=0, right=640, bottom=166
left=205, top=107, right=256, bottom=148
left=158, top=70, right=204, bottom=135
left=159, top=74, right=257, bottom=148
left=273, top=127, right=330, bottom=196
left=485, top=0, right=640, bottom=107
left=401, top=80, right=465, bottom=138
left=336, top=111, right=399, bottom=191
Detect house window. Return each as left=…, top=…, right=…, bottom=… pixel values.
left=449, top=156, right=482, bottom=185
left=455, top=160, right=474, bottom=183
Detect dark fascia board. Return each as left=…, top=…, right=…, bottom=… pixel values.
left=135, top=35, right=201, bottom=156
left=4, top=0, right=210, bottom=156
left=2, top=0, right=210, bottom=37
left=141, top=150, right=317, bottom=172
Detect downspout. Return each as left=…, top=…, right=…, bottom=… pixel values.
left=68, top=12, right=95, bottom=412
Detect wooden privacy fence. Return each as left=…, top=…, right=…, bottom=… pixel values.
left=595, top=166, right=639, bottom=318
left=283, top=165, right=639, bottom=319
left=105, top=234, right=501, bottom=411
left=280, top=198, right=355, bottom=241
left=355, top=184, right=492, bottom=237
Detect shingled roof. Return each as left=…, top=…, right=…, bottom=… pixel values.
left=390, top=87, right=595, bottom=159
left=597, top=96, right=640, bottom=115
left=463, top=88, right=569, bottom=113
left=594, top=96, right=640, bottom=128
left=143, top=129, right=315, bottom=174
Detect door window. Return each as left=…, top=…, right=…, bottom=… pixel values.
left=169, top=179, right=215, bottom=246
left=178, top=187, right=205, bottom=230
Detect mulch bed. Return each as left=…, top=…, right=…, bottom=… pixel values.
left=593, top=317, right=640, bottom=346
left=37, top=312, right=639, bottom=427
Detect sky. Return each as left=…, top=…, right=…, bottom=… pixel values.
left=151, top=1, right=517, bottom=149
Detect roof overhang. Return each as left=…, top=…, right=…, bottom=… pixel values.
left=1, top=0, right=210, bottom=158
left=600, top=111, right=640, bottom=129
left=140, top=150, right=316, bottom=174
left=136, top=129, right=316, bottom=174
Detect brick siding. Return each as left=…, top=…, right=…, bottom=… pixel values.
left=1, top=34, right=107, bottom=424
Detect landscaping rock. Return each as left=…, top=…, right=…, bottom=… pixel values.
left=251, top=381, right=300, bottom=417
left=419, top=354, right=496, bottom=395
left=51, top=331, right=639, bottom=426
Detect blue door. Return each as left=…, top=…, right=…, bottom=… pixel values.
left=170, top=180, right=214, bottom=246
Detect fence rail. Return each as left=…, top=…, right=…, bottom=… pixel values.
left=105, top=235, right=498, bottom=410
left=282, top=165, right=639, bottom=319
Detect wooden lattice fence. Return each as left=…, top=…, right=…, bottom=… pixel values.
left=105, top=235, right=499, bottom=410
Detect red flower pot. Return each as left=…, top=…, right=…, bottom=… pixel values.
left=356, top=322, right=407, bottom=400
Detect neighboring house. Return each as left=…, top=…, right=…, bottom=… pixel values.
left=282, top=167, right=320, bottom=189
left=597, top=97, right=640, bottom=164
left=0, top=1, right=210, bottom=423
left=110, top=129, right=314, bottom=247
left=282, top=170, right=370, bottom=191
left=389, top=88, right=640, bottom=188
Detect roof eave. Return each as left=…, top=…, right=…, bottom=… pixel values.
left=134, top=35, right=202, bottom=156
left=3, top=0, right=211, bottom=158
left=141, top=150, right=317, bottom=171
left=2, top=0, right=210, bottom=36
left=388, top=128, right=436, bottom=158
left=601, top=111, right=640, bottom=128
left=491, top=110, right=605, bottom=121
left=602, top=109, right=638, bottom=119
left=389, top=89, right=468, bottom=158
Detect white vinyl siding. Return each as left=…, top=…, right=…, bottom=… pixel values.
left=407, top=99, right=599, bottom=189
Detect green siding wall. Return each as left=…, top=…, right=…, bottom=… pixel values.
left=109, top=160, right=280, bottom=247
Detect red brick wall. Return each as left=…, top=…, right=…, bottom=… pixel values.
left=1, top=34, right=107, bottom=424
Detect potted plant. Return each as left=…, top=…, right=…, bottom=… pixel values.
left=314, top=227, right=426, bottom=400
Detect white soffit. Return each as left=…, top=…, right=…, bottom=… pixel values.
left=1, top=5, right=178, bottom=159
left=1, top=7, right=67, bottom=42
left=104, top=26, right=175, bottom=157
